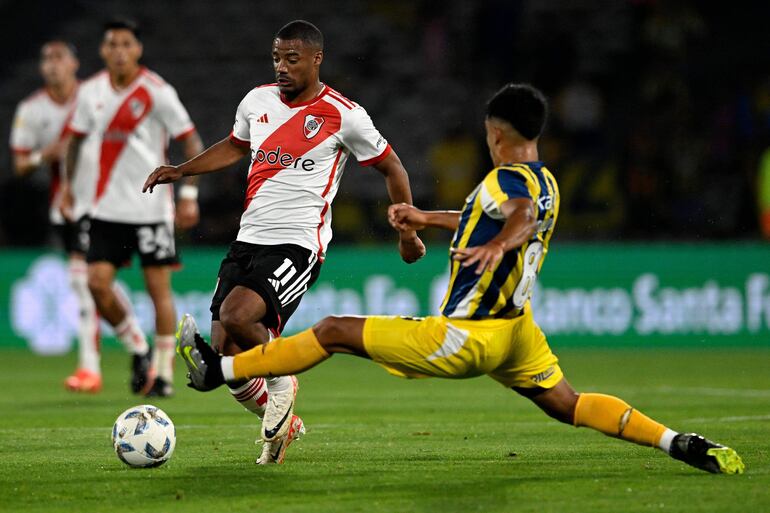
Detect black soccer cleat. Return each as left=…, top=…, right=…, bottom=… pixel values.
left=669, top=433, right=745, bottom=474
left=131, top=350, right=153, bottom=395
left=145, top=376, right=174, bottom=398
left=176, top=314, right=225, bottom=391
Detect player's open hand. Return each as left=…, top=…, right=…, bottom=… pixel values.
left=388, top=203, right=428, bottom=231
left=451, top=240, right=505, bottom=275
left=143, top=165, right=184, bottom=193
left=399, top=233, right=426, bottom=263
left=175, top=198, right=199, bottom=230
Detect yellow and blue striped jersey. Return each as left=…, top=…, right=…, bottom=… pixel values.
left=440, top=162, right=559, bottom=320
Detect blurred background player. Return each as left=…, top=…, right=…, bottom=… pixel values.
left=62, top=19, right=204, bottom=397
left=144, top=20, right=425, bottom=463
left=178, top=83, right=744, bottom=475
left=9, top=40, right=106, bottom=392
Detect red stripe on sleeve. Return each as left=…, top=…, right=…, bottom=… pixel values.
left=229, top=131, right=251, bottom=148
left=359, top=144, right=392, bottom=167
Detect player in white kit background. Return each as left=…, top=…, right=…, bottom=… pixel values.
left=62, top=19, right=204, bottom=397
left=10, top=40, right=108, bottom=393
left=144, top=20, right=426, bottom=463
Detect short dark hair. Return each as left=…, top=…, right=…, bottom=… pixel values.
left=42, top=39, right=77, bottom=57
left=486, top=83, right=548, bottom=140
left=103, top=18, right=141, bottom=41
left=275, top=20, right=323, bottom=49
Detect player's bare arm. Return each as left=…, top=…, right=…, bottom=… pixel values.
left=59, top=132, right=85, bottom=221
left=174, top=129, right=205, bottom=229
left=12, top=139, right=68, bottom=177
left=143, top=136, right=248, bottom=193
left=388, top=203, right=462, bottom=232
left=451, top=196, right=537, bottom=275
left=372, top=151, right=426, bottom=263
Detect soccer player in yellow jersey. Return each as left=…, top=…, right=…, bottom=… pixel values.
left=177, top=83, right=744, bottom=474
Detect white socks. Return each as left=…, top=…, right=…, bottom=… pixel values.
left=153, top=335, right=176, bottom=382
left=69, top=260, right=100, bottom=374
left=266, top=375, right=293, bottom=393
left=223, top=372, right=293, bottom=418
left=225, top=328, right=293, bottom=418
left=114, top=315, right=150, bottom=355
left=221, top=357, right=235, bottom=382
left=228, top=378, right=268, bottom=418
left=658, top=428, right=679, bottom=454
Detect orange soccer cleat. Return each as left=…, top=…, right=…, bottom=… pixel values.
left=64, top=369, right=103, bottom=393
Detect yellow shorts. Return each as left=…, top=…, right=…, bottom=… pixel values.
left=362, top=309, right=563, bottom=390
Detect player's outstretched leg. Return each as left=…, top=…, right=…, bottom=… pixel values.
left=527, top=381, right=745, bottom=474
left=573, top=392, right=744, bottom=474
left=181, top=315, right=358, bottom=390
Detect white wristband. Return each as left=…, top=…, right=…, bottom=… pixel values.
left=29, top=150, right=43, bottom=167
left=178, top=184, right=198, bottom=200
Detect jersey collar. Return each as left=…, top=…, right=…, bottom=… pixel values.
left=279, top=84, right=328, bottom=108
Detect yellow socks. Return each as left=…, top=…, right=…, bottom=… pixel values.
left=231, top=329, right=330, bottom=380
left=574, top=393, right=667, bottom=448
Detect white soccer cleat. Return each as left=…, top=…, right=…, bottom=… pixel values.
left=261, top=375, right=299, bottom=442
left=256, top=414, right=305, bottom=465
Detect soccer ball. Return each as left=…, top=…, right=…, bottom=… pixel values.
left=111, top=404, right=176, bottom=468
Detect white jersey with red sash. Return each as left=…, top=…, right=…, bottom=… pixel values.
left=230, top=84, right=391, bottom=258
left=10, top=86, right=97, bottom=223
left=68, top=68, right=195, bottom=224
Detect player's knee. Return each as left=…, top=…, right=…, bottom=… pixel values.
left=529, top=385, right=579, bottom=425
left=559, top=392, right=579, bottom=425
left=87, top=274, right=111, bottom=298
left=219, top=306, right=252, bottom=338
left=312, top=316, right=344, bottom=347
left=542, top=402, right=574, bottom=425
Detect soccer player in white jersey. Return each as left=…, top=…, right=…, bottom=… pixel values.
left=62, top=19, right=204, bottom=397
left=10, top=40, right=107, bottom=392
left=144, top=20, right=426, bottom=463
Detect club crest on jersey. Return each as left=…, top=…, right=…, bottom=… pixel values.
left=129, top=98, right=145, bottom=119
left=303, top=115, right=325, bottom=139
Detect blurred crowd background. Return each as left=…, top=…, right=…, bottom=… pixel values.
left=2, top=0, right=770, bottom=247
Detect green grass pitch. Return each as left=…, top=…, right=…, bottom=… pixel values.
left=0, top=347, right=768, bottom=513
